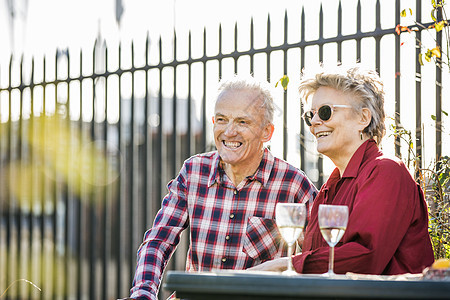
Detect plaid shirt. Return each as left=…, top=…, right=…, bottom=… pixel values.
left=130, top=148, right=317, bottom=300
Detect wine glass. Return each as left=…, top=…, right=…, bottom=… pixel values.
left=318, top=204, right=349, bottom=276
left=275, top=203, right=307, bottom=275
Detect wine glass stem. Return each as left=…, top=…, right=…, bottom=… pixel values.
left=328, top=246, right=335, bottom=274
left=287, top=244, right=293, bottom=272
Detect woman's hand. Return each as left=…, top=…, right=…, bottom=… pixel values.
left=247, top=257, right=290, bottom=272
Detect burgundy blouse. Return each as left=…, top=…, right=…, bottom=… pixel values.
left=293, top=139, right=434, bottom=275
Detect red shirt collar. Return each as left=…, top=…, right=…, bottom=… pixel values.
left=327, top=139, right=379, bottom=184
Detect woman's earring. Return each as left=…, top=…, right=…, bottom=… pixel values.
left=360, top=131, right=363, bottom=140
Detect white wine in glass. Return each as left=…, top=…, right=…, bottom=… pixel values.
left=318, top=204, right=349, bottom=276
left=275, top=203, right=307, bottom=275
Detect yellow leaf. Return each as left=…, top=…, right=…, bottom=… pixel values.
left=431, top=47, right=441, bottom=58
left=418, top=53, right=424, bottom=66
left=435, top=20, right=446, bottom=32
left=400, top=9, right=407, bottom=17
left=431, top=8, right=437, bottom=22
left=425, top=50, right=432, bottom=62
left=409, top=8, right=413, bottom=15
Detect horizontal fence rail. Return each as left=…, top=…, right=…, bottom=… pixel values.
left=0, top=0, right=448, bottom=299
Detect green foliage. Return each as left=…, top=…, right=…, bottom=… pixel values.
left=425, top=156, right=450, bottom=259
left=390, top=124, right=450, bottom=259
left=396, top=0, right=450, bottom=254
left=431, top=110, right=449, bottom=120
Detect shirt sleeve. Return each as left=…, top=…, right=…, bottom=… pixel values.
left=298, top=174, right=318, bottom=215
left=130, top=167, right=190, bottom=300
left=293, top=159, right=428, bottom=274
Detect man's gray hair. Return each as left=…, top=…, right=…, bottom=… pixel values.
left=299, top=66, right=386, bottom=144
left=216, top=75, right=275, bottom=125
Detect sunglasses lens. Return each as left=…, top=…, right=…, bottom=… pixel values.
left=318, top=105, right=332, bottom=121
left=303, top=105, right=334, bottom=126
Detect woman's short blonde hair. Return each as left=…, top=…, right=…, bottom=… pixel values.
left=299, top=66, right=386, bottom=144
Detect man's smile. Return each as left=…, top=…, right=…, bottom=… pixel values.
left=223, top=141, right=243, bottom=149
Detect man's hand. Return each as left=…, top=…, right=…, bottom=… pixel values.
left=247, top=257, right=289, bottom=272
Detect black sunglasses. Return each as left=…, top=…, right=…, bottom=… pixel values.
left=302, top=104, right=352, bottom=126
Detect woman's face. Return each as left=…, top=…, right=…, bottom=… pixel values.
left=308, top=86, right=367, bottom=163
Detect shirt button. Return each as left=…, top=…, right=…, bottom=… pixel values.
left=221, top=258, right=227, bottom=263
left=233, top=190, right=237, bottom=195
left=225, top=235, right=230, bottom=240
left=229, top=213, right=235, bottom=219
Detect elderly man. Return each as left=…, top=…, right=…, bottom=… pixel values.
left=128, top=75, right=317, bottom=300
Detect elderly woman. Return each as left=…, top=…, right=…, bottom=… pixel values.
left=250, top=66, right=434, bottom=275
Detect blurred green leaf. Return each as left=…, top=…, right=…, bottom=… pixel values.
left=401, top=9, right=407, bottom=17
left=276, top=75, right=289, bottom=91
left=431, top=114, right=437, bottom=121
left=443, top=110, right=448, bottom=116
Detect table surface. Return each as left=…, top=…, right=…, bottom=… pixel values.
left=163, top=270, right=450, bottom=299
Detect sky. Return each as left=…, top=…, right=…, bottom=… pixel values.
left=0, top=0, right=307, bottom=58
left=0, top=0, right=403, bottom=62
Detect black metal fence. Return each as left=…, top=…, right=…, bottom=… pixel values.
left=0, top=0, right=448, bottom=299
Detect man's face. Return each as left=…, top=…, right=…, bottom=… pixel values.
left=213, top=88, right=274, bottom=169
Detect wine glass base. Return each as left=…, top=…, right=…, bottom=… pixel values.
left=281, top=269, right=298, bottom=276
left=321, top=270, right=337, bottom=277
